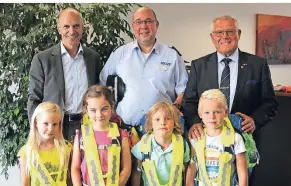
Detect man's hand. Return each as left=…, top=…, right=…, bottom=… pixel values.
left=188, top=123, right=204, bottom=141
left=173, top=103, right=184, bottom=116
left=236, top=112, right=256, bottom=133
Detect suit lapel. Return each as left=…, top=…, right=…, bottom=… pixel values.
left=83, top=47, right=94, bottom=86
left=206, top=52, right=219, bottom=89
left=51, top=44, right=65, bottom=102
left=232, top=50, right=250, bottom=112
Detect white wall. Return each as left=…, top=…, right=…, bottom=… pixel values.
left=140, top=3, right=291, bottom=85
left=0, top=166, right=20, bottom=185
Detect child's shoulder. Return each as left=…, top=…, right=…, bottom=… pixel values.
left=234, top=132, right=244, bottom=142
left=17, top=144, right=27, bottom=158
left=131, top=139, right=149, bottom=161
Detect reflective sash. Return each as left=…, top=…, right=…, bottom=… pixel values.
left=196, top=117, right=235, bottom=186
left=82, top=114, right=121, bottom=186
left=31, top=144, right=71, bottom=186
left=140, top=133, right=184, bottom=186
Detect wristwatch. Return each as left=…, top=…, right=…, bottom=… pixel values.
left=173, top=103, right=182, bottom=109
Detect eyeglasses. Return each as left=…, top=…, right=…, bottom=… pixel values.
left=212, top=29, right=239, bottom=37
left=133, top=19, right=156, bottom=25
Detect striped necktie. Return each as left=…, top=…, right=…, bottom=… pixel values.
left=220, top=58, right=231, bottom=107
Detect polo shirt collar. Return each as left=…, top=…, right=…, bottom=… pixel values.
left=152, top=135, right=173, bottom=153
left=132, top=39, right=160, bottom=55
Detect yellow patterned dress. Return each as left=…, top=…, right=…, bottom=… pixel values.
left=18, top=144, right=71, bottom=186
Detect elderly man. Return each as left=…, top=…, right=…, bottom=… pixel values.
left=100, top=7, right=188, bottom=132
left=27, top=8, right=102, bottom=141
left=183, top=15, right=278, bottom=140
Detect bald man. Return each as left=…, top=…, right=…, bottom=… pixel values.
left=100, top=7, right=188, bottom=132
left=27, top=8, right=102, bottom=141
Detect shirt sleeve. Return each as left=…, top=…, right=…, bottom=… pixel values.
left=174, top=53, right=188, bottom=95
left=189, top=139, right=196, bottom=148
left=234, top=133, right=246, bottom=155
left=120, top=129, right=129, bottom=138
left=131, top=141, right=143, bottom=160
left=99, top=50, right=119, bottom=85
left=183, top=138, right=190, bottom=163
left=17, top=145, right=26, bottom=159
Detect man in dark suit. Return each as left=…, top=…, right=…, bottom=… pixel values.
left=182, top=15, right=278, bottom=140
left=27, top=8, right=102, bottom=141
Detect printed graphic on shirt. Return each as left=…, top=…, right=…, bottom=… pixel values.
left=34, top=162, right=59, bottom=186
left=44, top=162, right=59, bottom=181
left=205, top=138, right=224, bottom=181
left=205, top=149, right=219, bottom=180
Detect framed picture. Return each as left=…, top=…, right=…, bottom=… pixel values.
left=256, top=14, right=291, bottom=65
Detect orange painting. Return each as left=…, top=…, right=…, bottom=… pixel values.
left=256, top=14, right=291, bottom=64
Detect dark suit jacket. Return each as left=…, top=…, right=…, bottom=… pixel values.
left=27, top=43, right=102, bottom=120
left=182, top=50, right=278, bottom=130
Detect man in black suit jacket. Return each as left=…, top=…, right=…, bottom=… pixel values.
left=27, top=8, right=102, bottom=141
left=183, top=15, right=278, bottom=140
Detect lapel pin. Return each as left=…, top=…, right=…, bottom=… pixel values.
left=241, top=66, right=244, bottom=68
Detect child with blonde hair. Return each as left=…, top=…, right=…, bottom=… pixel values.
left=71, top=85, right=131, bottom=186
left=131, top=101, right=190, bottom=186
left=186, top=89, right=247, bottom=186
left=18, top=101, right=72, bottom=186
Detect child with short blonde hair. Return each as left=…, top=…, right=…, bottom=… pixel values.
left=186, top=89, right=247, bottom=186
left=132, top=101, right=190, bottom=186
left=18, top=101, right=71, bottom=186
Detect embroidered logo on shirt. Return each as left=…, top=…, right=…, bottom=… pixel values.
left=161, top=62, right=171, bottom=66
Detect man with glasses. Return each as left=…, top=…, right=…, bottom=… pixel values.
left=100, top=7, right=188, bottom=133
left=183, top=15, right=278, bottom=140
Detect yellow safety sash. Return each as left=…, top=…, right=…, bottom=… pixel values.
left=140, top=133, right=184, bottom=186
left=31, top=144, right=71, bottom=186
left=81, top=114, right=121, bottom=186
left=195, top=117, right=235, bottom=186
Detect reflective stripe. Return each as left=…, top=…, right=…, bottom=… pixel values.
left=89, top=159, right=99, bottom=185
left=97, top=145, right=109, bottom=150
left=196, top=117, right=235, bottom=186
left=31, top=144, right=71, bottom=186
left=140, top=133, right=184, bottom=186
left=172, top=165, right=180, bottom=186
left=82, top=114, right=121, bottom=186
left=168, top=134, right=184, bottom=186
left=149, top=170, right=158, bottom=186
left=34, top=161, right=50, bottom=185
left=112, top=155, right=117, bottom=183
left=107, top=146, right=121, bottom=185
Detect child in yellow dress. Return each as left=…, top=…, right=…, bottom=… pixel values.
left=18, top=101, right=72, bottom=186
